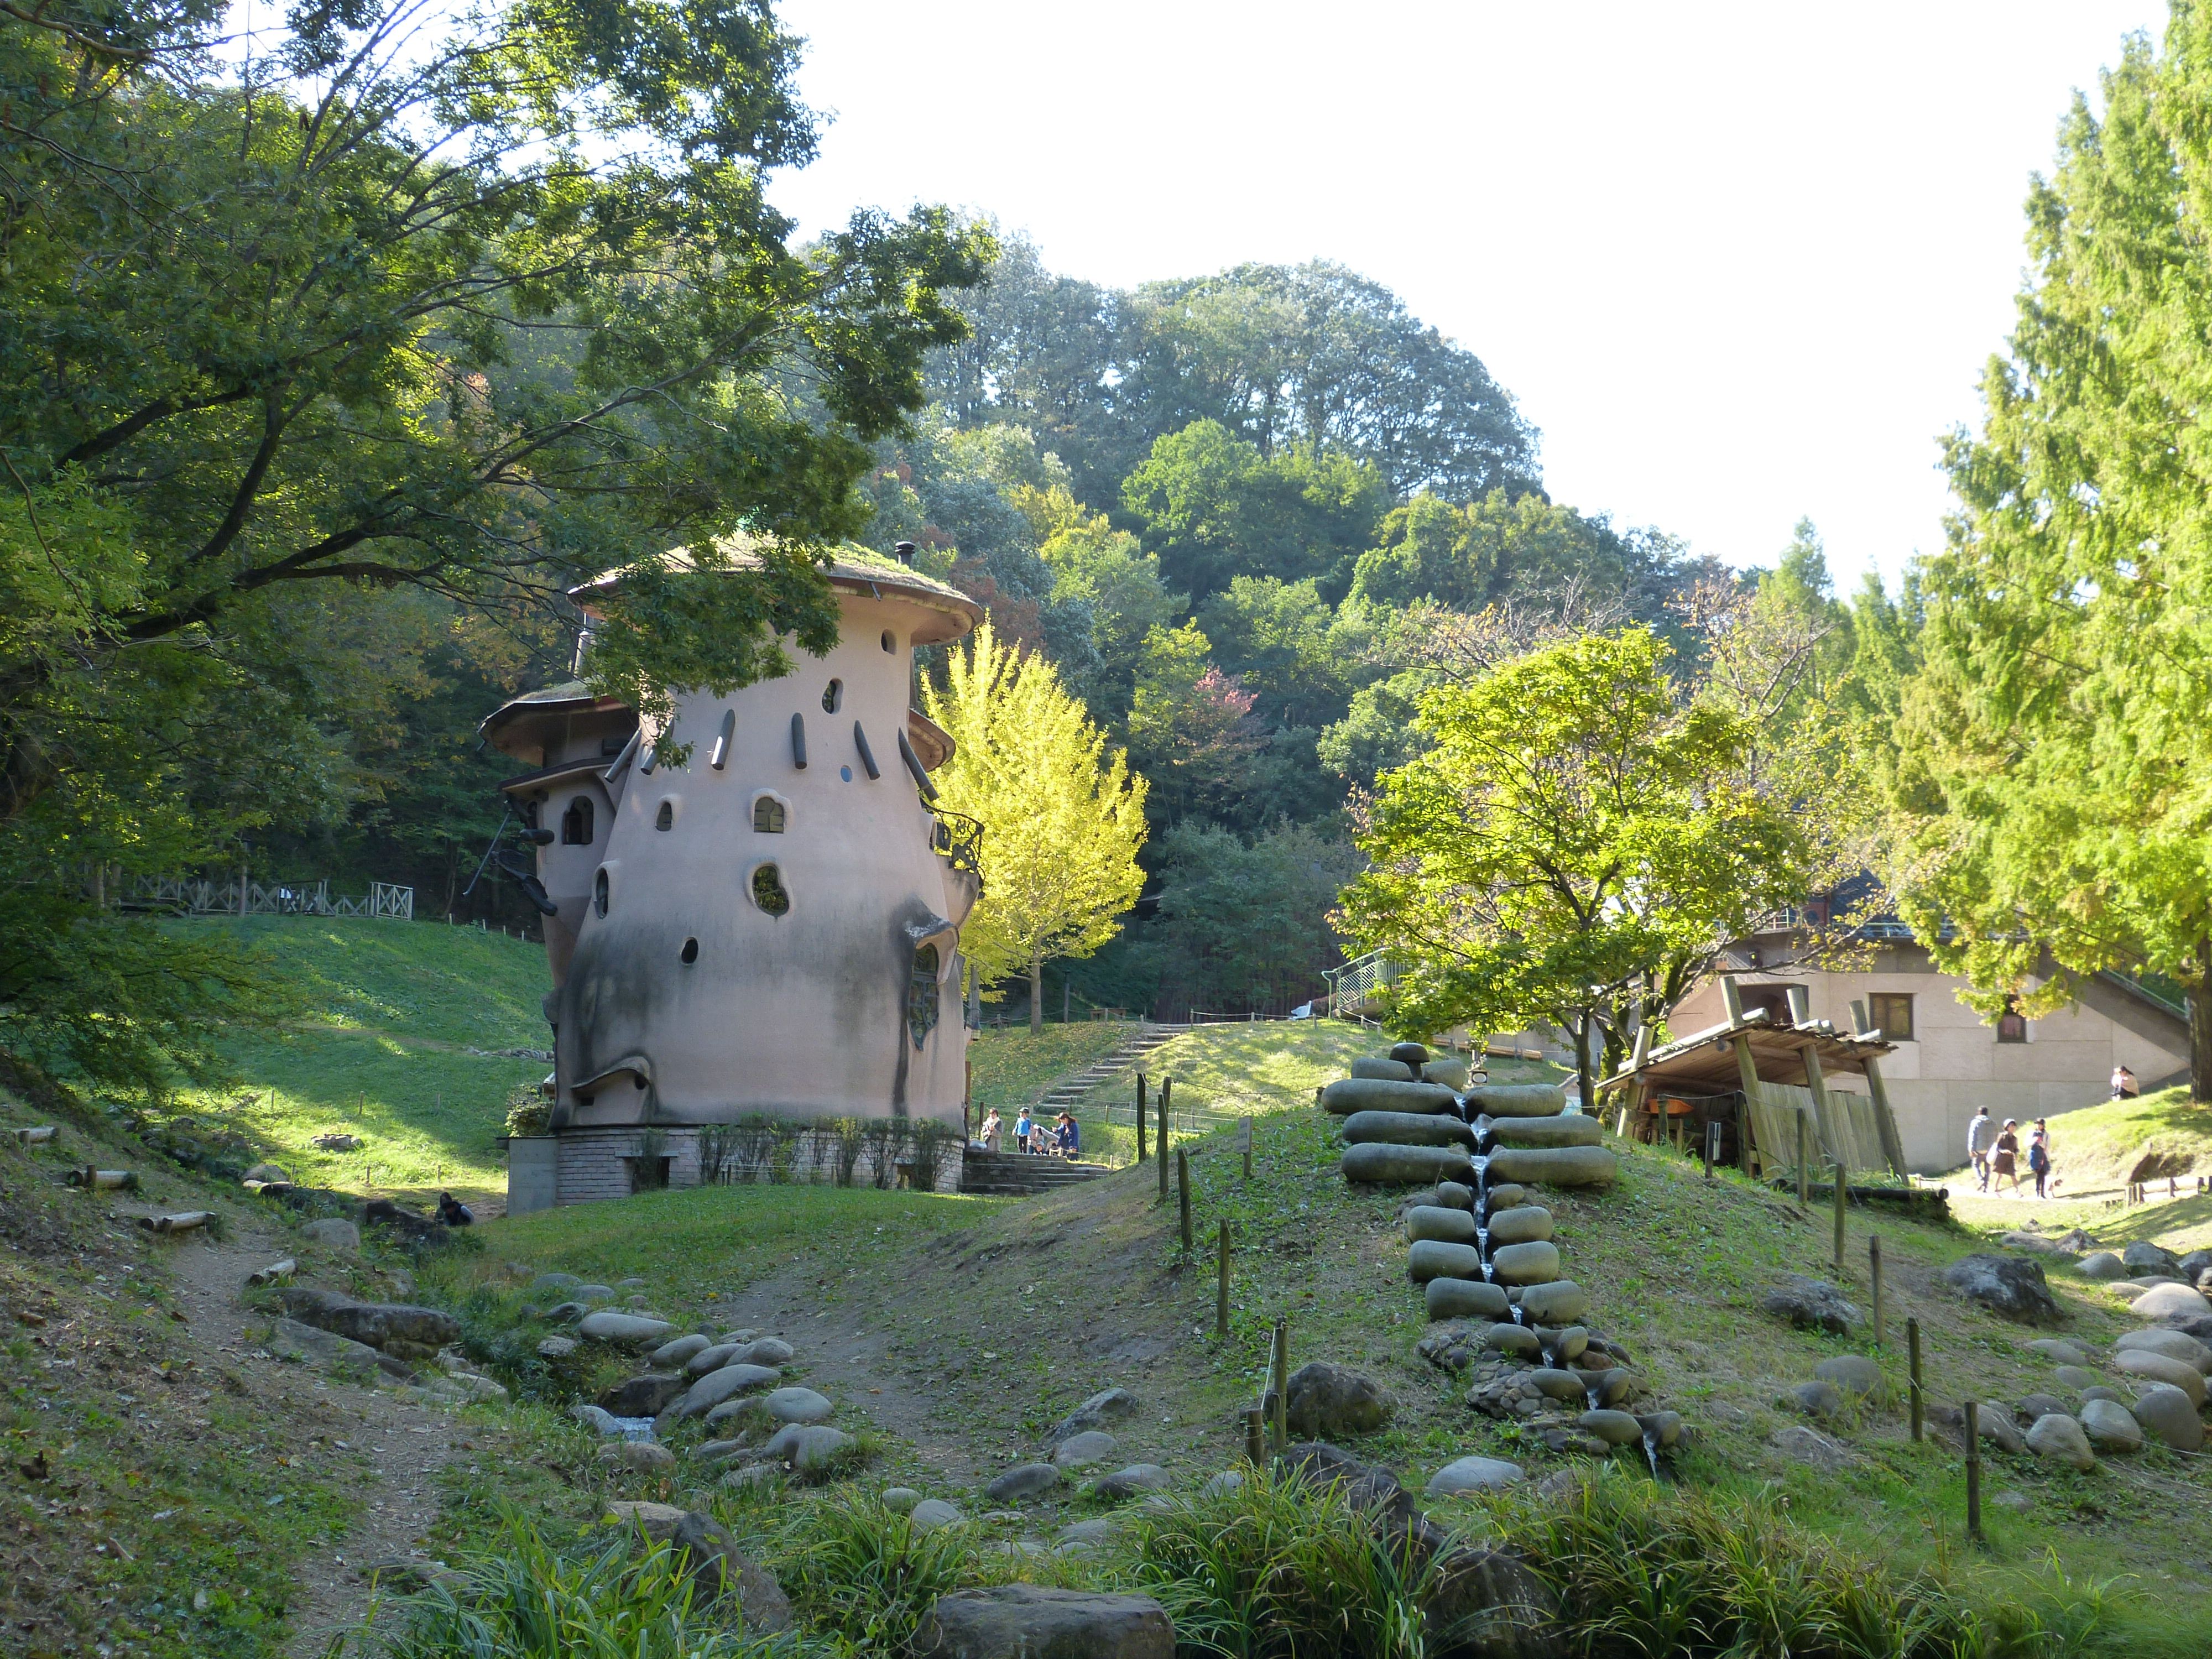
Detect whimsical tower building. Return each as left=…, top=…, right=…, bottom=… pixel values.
left=481, top=541, right=984, bottom=1206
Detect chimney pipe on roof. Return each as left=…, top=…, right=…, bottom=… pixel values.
left=894, top=540, right=916, bottom=567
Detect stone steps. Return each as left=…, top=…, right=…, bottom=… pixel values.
left=1034, top=1024, right=1192, bottom=1110
left=958, top=1151, right=1113, bottom=1198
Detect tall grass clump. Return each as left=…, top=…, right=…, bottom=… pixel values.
left=1494, top=1469, right=2185, bottom=1659
left=770, top=1491, right=987, bottom=1650
left=369, top=1507, right=795, bottom=1658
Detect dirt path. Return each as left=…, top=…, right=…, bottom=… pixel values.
left=141, top=1216, right=474, bottom=1656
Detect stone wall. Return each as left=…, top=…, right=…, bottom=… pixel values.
left=550, top=1124, right=966, bottom=1206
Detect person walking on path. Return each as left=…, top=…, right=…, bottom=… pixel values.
left=1014, top=1109, right=1035, bottom=1154
left=979, top=1108, right=1003, bottom=1152
left=1993, top=1119, right=2021, bottom=1194
left=1966, top=1107, right=1995, bottom=1192
left=2028, top=1127, right=2052, bottom=1199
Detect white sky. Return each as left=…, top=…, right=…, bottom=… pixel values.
left=765, top=1, right=2168, bottom=593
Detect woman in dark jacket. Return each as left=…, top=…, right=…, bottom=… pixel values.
left=1992, top=1121, right=2021, bottom=1194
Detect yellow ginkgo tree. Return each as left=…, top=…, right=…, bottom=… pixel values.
left=925, top=623, right=1150, bottom=1031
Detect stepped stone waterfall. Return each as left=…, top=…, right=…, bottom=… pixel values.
left=1326, top=1041, right=1686, bottom=1468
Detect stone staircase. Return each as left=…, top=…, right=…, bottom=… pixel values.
left=1035, top=1022, right=1191, bottom=1116
left=957, top=1149, right=1115, bottom=1197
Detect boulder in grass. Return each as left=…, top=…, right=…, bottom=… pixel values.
left=670, top=1363, right=782, bottom=1419
left=1940, top=1255, right=2060, bottom=1324
left=1341, top=1142, right=1475, bottom=1187
left=2114, top=1327, right=2212, bottom=1373
left=1281, top=1361, right=1393, bottom=1439
left=763, top=1423, right=854, bottom=1472
left=2079, top=1399, right=2143, bottom=1453
left=578, top=1310, right=679, bottom=1348
left=2132, top=1281, right=2212, bottom=1322
left=984, top=1463, right=1061, bottom=1503
left=1425, top=1456, right=1525, bottom=1497
left=1341, top=1110, right=1477, bottom=1150
left=2113, top=1349, right=2207, bottom=1405
left=913, top=1586, right=1173, bottom=1659
left=1092, top=1464, right=1169, bottom=1500
left=1319, top=1078, right=1459, bottom=1117
left=2027, top=1338, right=2093, bottom=1366
left=2128, top=1383, right=2205, bottom=1452
left=1483, top=1144, right=1619, bottom=1190
left=2123, top=1240, right=2182, bottom=1278
left=1407, top=1239, right=1485, bottom=1284
left=2075, top=1251, right=2126, bottom=1281
left=2023, top=1412, right=2095, bottom=1472
left=1760, top=1275, right=1859, bottom=1333
left=1462, top=1084, right=1568, bottom=1118
left=1048, top=1387, right=1139, bottom=1446
left=650, top=1334, right=711, bottom=1369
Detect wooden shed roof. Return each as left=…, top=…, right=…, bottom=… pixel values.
left=1599, top=1010, right=1896, bottom=1095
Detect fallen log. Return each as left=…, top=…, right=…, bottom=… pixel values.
left=138, top=1211, right=212, bottom=1235
left=69, top=1167, right=138, bottom=1191
left=247, top=1257, right=296, bottom=1286
left=10, top=1126, right=56, bottom=1145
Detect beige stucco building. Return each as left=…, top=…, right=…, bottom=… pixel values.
left=483, top=543, right=985, bottom=1208
left=1669, top=925, right=2189, bottom=1173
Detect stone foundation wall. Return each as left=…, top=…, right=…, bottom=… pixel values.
left=551, top=1124, right=966, bottom=1206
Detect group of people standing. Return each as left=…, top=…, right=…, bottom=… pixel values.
left=975, top=1106, right=1081, bottom=1157
left=1965, top=1106, right=2056, bottom=1197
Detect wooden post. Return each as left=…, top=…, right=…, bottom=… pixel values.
left=1720, top=974, right=1747, bottom=1025
left=1135, top=1074, right=1147, bottom=1163
left=1703, top=1118, right=1718, bottom=1180
left=1270, top=1317, right=1289, bottom=1455
left=1799, top=1041, right=1843, bottom=1178
left=1870, top=1235, right=1885, bottom=1347
left=1833, top=1159, right=1849, bottom=1277
left=1907, top=1317, right=1923, bottom=1443
left=1177, top=1150, right=1193, bottom=1250
left=1240, top=1118, right=1253, bottom=1180
left=1158, top=1079, right=1171, bottom=1199
left=1796, top=1110, right=1811, bottom=1207
left=1964, top=1400, right=1983, bottom=1542
left=1785, top=983, right=1811, bottom=1025
left=1244, top=1406, right=1266, bottom=1465
left=1849, top=999, right=1912, bottom=1178
left=1216, top=1218, right=1230, bottom=1338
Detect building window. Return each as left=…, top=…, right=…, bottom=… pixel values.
left=907, top=943, right=941, bottom=1048
left=753, top=797, right=786, bottom=833
left=1868, top=992, right=1914, bottom=1042
left=751, top=864, right=791, bottom=917
left=655, top=799, right=675, bottom=831
left=680, top=937, right=698, bottom=965
left=1997, top=998, right=2027, bottom=1043
left=593, top=867, right=609, bottom=917
left=880, top=629, right=896, bottom=653
left=560, top=796, right=593, bottom=846
left=822, top=679, right=842, bottom=713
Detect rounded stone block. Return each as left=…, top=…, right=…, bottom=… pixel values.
left=1463, top=1083, right=1568, bottom=1118
left=1482, top=1114, right=1603, bottom=1151
left=2115, top=1327, right=2212, bottom=1373
left=1513, top=1281, right=1587, bottom=1326
left=1480, top=1182, right=1528, bottom=1213
left=1321, top=1078, right=1459, bottom=1117
left=1407, top=1239, right=1485, bottom=1284
left=1406, top=1205, right=1479, bottom=1245
left=1485, top=1144, right=1619, bottom=1190
left=1342, top=1110, right=1477, bottom=1150
left=1389, top=1041, right=1431, bottom=1066
left=1489, top=1241, right=1562, bottom=1286
left=1341, top=1142, right=1474, bottom=1187
left=1421, top=1057, right=1472, bottom=1090
left=1433, top=1180, right=1475, bottom=1211
left=2114, top=1348, right=2206, bottom=1405
left=1425, top=1277, right=1509, bottom=1322
left=1484, top=1204, right=1554, bottom=1247
left=1579, top=1409, right=1644, bottom=1446
left=1352, top=1057, right=1416, bottom=1082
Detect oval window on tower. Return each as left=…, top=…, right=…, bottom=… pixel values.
left=822, top=679, right=842, bottom=713
left=753, top=796, right=786, bottom=833
left=593, top=867, right=609, bottom=917
left=880, top=629, right=896, bottom=653
left=750, top=863, right=791, bottom=917
left=561, top=796, right=593, bottom=846
left=655, top=799, right=675, bottom=831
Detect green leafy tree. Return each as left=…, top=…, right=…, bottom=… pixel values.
left=1152, top=821, right=1361, bottom=1018
left=923, top=624, right=1149, bottom=1032
left=1889, top=14, right=2212, bottom=1093
left=1125, top=623, right=1263, bottom=823
left=1340, top=628, right=1812, bottom=1107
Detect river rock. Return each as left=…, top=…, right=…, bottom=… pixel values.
left=2024, top=1412, right=2095, bottom=1471
left=763, top=1386, right=833, bottom=1425
left=1052, top=1431, right=1118, bottom=1469
left=2114, top=1349, right=2207, bottom=1405
left=1942, top=1255, right=2060, bottom=1324
left=1425, top=1277, right=1510, bottom=1321
left=984, top=1462, right=1061, bottom=1501
left=597, top=1440, right=676, bottom=1473
left=1462, top=1083, right=1567, bottom=1118
left=672, top=1364, right=781, bottom=1419
left=2115, top=1327, right=2212, bottom=1372
left=1425, top=1455, right=1525, bottom=1496
left=1579, top=1409, right=1643, bottom=1446
left=1049, top=1387, right=1140, bottom=1444
left=1513, top=1280, right=1587, bottom=1326
left=2052, top=1364, right=2103, bottom=1392
left=1481, top=1114, right=1603, bottom=1150
left=1282, top=1361, right=1392, bottom=1438
left=685, top=1342, right=742, bottom=1376
left=650, top=1334, right=711, bottom=1369
left=571, top=1402, right=623, bottom=1436
left=1484, top=1144, right=1619, bottom=1189
left=1405, top=1205, right=1479, bottom=1245
left=1526, top=1368, right=1588, bottom=1402
left=1489, top=1241, right=1562, bottom=1286
left=2123, top=1240, right=2182, bottom=1277
left=1320, top=1078, right=1459, bottom=1116
left=578, top=1310, right=678, bottom=1348
left=1538, top=1324, right=1589, bottom=1364
left=2131, top=1281, right=2212, bottom=1321
left=1483, top=1323, right=1542, bottom=1360
left=1200, top=1469, right=1246, bottom=1499
left=1343, top=1142, right=1474, bottom=1186
left=2028, top=1338, right=2093, bottom=1366
left=1760, top=1275, right=1858, bottom=1334
left=669, top=1511, right=791, bottom=1629
left=267, top=1318, right=380, bottom=1377
left=763, top=1423, right=854, bottom=1471
left=911, top=1498, right=966, bottom=1531
left=1093, top=1464, right=1169, bottom=1499
left=1352, top=1057, right=1416, bottom=1081
left=598, top=1373, right=687, bottom=1417
left=1485, top=1204, right=1554, bottom=1246
left=913, top=1585, right=1174, bottom=1659
left=1976, top=1402, right=2026, bottom=1453
left=1814, top=1354, right=1886, bottom=1402
left=1787, top=1380, right=1847, bottom=1421
left=733, top=1337, right=794, bottom=1366
left=1769, top=1426, right=1854, bottom=1473
left=538, top=1335, right=578, bottom=1360
left=2080, top=1398, right=2144, bottom=1452
left=1638, top=1410, right=1684, bottom=1448
left=301, top=1218, right=362, bottom=1251
left=1434, top=1180, right=1476, bottom=1211
left=1481, top=1182, right=1528, bottom=1212
left=576, top=1285, right=617, bottom=1302
left=2128, top=1383, right=2205, bottom=1451
left=1344, top=1110, right=1477, bottom=1149
left=1407, top=1239, right=1485, bottom=1283
left=2075, top=1251, right=2126, bottom=1281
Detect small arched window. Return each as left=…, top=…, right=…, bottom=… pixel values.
left=560, top=796, right=593, bottom=846
left=880, top=629, right=896, bottom=654
left=1996, top=998, right=2028, bottom=1044
left=680, top=937, right=698, bottom=964
left=822, top=679, right=842, bottom=713
left=753, top=797, right=786, bottom=833
left=655, top=799, right=675, bottom=831
left=751, top=864, right=791, bottom=917
left=907, top=943, right=941, bottom=1048
left=593, top=867, right=609, bottom=917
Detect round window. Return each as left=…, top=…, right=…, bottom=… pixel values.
left=680, top=937, right=698, bottom=964
left=593, top=867, right=609, bottom=917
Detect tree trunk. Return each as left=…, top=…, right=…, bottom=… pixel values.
left=2192, top=938, right=2212, bottom=1103
left=1573, top=1007, right=1596, bottom=1117
left=1030, top=954, right=1044, bottom=1035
